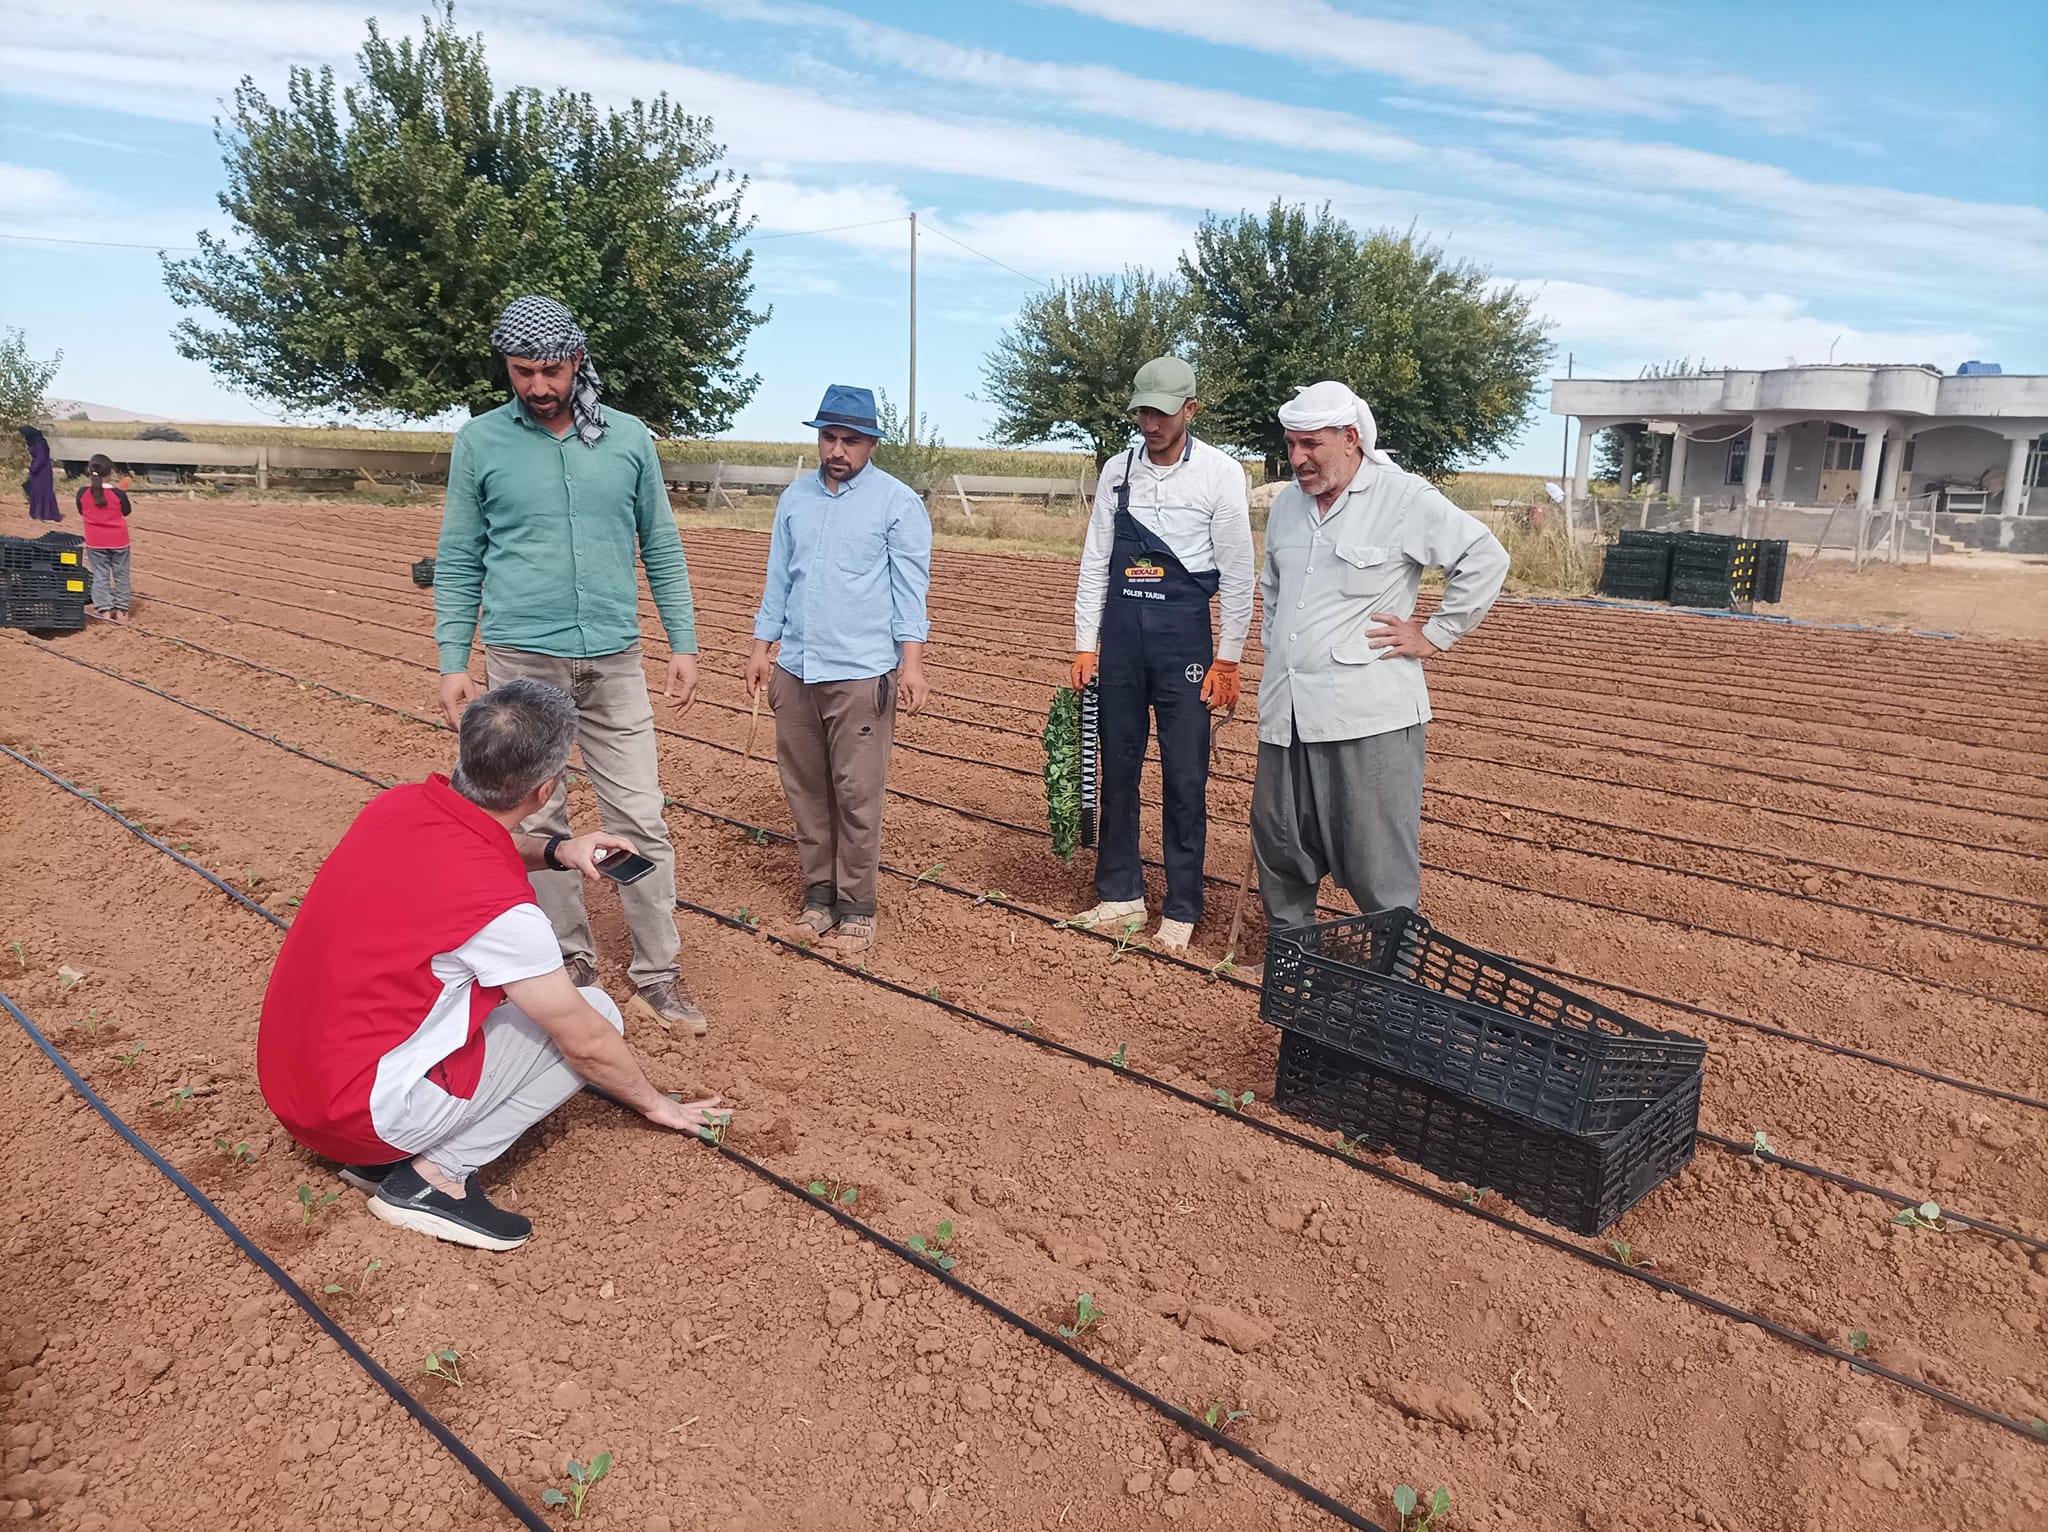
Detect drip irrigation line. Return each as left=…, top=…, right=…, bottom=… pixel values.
left=92, top=624, right=2048, bottom=1116
left=700, top=1139, right=1388, bottom=1532
left=0, top=991, right=551, bottom=1531
left=72, top=615, right=2048, bottom=1018
left=671, top=899, right=2047, bottom=1445
left=1695, top=1133, right=2046, bottom=1253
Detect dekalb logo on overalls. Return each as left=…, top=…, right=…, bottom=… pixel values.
left=1123, top=559, right=1164, bottom=581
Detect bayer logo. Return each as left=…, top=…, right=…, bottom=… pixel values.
left=1185, top=664, right=1205, bottom=684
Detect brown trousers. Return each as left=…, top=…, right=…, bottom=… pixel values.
left=769, top=666, right=898, bottom=918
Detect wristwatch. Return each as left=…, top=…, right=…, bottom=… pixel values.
left=543, top=834, right=570, bottom=871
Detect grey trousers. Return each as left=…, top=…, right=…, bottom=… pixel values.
left=421, top=988, right=623, bottom=1180
left=1251, top=722, right=1426, bottom=931
left=88, top=546, right=131, bottom=611
left=483, top=644, right=682, bottom=987
left=768, top=666, right=897, bottom=918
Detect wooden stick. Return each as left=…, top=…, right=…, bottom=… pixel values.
left=1222, top=832, right=1257, bottom=962
left=742, top=688, right=763, bottom=763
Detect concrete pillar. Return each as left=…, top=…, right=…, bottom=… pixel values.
left=1572, top=420, right=1595, bottom=501
left=1667, top=430, right=1690, bottom=499
left=1742, top=421, right=1768, bottom=506
left=2003, top=434, right=2031, bottom=517
left=1618, top=429, right=1638, bottom=495
left=1855, top=424, right=1889, bottom=509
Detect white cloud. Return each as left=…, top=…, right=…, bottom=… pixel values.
left=0, top=163, right=70, bottom=213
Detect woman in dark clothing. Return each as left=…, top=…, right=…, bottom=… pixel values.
left=20, top=425, right=61, bottom=522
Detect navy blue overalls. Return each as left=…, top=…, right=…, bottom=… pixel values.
left=1094, top=444, right=1218, bottom=925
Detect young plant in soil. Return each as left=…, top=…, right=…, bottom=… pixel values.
left=805, top=1176, right=859, bottom=1210
left=542, top=1452, right=612, bottom=1519
left=1608, top=1240, right=1652, bottom=1270
left=213, top=1137, right=257, bottom=1166
left=1847, top=1328, right=1872, bottom=1375
left=735, top=907, right=761, bottom=929
left=70, top=1007, right=108, bottom=1034
left=114, top=1044, right=145, bottom=1068
left=741, top=826, right=770, bottom=847
left=324, top=1258, right=384, bottom=1297
left=907, top=1219, right=956, bottom=1272
left=57, top=965, right=86, bottom=990
left=1108, top=1043, right=1129, bottom=1070
left=1211, top=1087, right=1254, bottom=1114
left=297, top=1184, right=340, bottom=1228
left=971, top=890, right=1011, bottom=907
left=1208, top=951, right=1239, bottom=979
left=418, top=1347, right=465, bottom=1387
left=695, top=1111, right=732, bottom=1147
left=160, top=1085, right=197, bottom=1111
left=1202, top=1398, right=1250, bottom=1433
left=1058, top=1293, right=1105, bottom=1341
left=1891, top=1200, right=1947, bottom=1232
left=914, top=861, right=946, bottom=887
left=5, top=940, right=24, bottom=969
left=1748, top=1128, right=1776, bottom=1165
left=1457, top=1185, right=1492, bottom=1208
left=1393, top=1484, right=1450, bottom=1530
left=1109, top=921, right=1146, bottom=962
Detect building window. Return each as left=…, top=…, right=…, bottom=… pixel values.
left=1727, top=433, right=1776, bottom=486
left=2027, top=436, right=2048, bottom=489
left=1822, top=422, right=1867, bottom=472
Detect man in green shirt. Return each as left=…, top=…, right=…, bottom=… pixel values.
left=433, top=296, right=708, bottom=1035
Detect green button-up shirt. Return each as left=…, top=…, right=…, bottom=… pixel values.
left=433, top=399, right=698, bottom=673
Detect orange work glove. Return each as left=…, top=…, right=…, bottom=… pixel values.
left=1200, top=659, right=1241, bottom=714
left=1071, top=651, right=1098, bottom=690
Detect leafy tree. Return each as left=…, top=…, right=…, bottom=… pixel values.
left=0, top=328, right=61, bottom=465
left=163, top=5, right=764, bottom=435
left=1594, top=361, right=1712, bottom=490
left=871, top=389, right=947, bottom=496
left=1182, top=202, right=1550, bottom=480
left=981, top=270, right=1197, bottom=465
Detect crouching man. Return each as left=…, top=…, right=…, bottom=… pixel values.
left=258, top=679, right=729, bottom=1252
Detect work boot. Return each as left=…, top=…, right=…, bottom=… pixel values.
left=564, top=956, right=598, bottom=989
left=1066, top=898, right=1146, bottom=932
left=830, top=914, right=877, bottom=955
left=628, top=977, right=708, bottom=1037
left=1154, top=918, right=1194, bottom=955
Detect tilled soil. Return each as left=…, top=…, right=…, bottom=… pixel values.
left=2, top=498, right=2044, bottom=1532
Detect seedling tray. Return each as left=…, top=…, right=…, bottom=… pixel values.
left=1261, top=908, right=1706, bottom=1135
left=1274, top=1028, right=1701, bottom=1235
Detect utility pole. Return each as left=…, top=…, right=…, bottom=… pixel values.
left=907, top=211, right=918, bottom=447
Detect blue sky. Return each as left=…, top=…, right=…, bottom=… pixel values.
left=2, top=0, right=2043, bottom=469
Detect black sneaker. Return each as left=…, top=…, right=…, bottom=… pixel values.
left=338, top=1159, right=408, bottom=1195
left=369, top=1163, right=532, bottom=1251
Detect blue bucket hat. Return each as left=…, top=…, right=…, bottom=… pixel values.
left=804, top=383, right=884, bottom=440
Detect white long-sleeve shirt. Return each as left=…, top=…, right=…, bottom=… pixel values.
left=1257, top=460, right=1509, bottom=747
left=1073, top=437, right=1256, bottom=661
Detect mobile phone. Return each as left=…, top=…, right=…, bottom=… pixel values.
left=594, top=848, right=656, bottom=885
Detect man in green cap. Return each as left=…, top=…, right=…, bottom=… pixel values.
left=1067, top=356, right=1254, bottom=955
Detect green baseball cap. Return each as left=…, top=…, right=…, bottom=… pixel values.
left=1128, top=355, right=1196, bottom=414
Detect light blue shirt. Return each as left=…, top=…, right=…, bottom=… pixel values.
left=753, top=462, right=933, bottom=683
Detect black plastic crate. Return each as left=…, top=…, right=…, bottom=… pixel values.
left=1, top=531, right=86, bottom=574
left=1753, top=540, right=1787, bottom=604
left=1598, top=545, right=1672, bottom=601
left=1274, top=1029, right=1701, bottom=1235
left=1668, top=575, right=1737, bottom=609
left=1616, top=528, right=1685, bottom=549
left=1260, top=909, right=1707, bottom=1135
left=411, top=557, right=437, bottom=588
left=0, top=570, right=88, bottom=632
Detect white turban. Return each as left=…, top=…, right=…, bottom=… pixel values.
left=1277, top=381, right=1396, bottom=466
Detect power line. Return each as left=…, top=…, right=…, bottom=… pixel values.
left=918, top=217, right=1047, bottom=286
left=751, top=215, right=904, bottom=243
left=0, top=231, right=202, bottom=253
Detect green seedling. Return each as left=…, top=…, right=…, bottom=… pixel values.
left=1458, top=1185, right=1492, bottom=1208
left=1109, top=921, right=1146, bottom=962
left=735, top=907, right=761, bottom=928
left=161, top=1085, right=196, bottom=1111
left=925, top=986, right=941, bottom=1002
left=70, top=1007, right=107, bottom=1034
left=971, top=890, right=1010, bottom=907
left=805, top=1176, right=859, bottom=1209
left=244, top=868, right=263, bottom=888
left=418, top=1347, right=465, bottom=1387
left=324, top=1258, right=384, bottom=1297
left=214, top=1137, right=256, bottom=1166
left=1058, top=1292, right=1104, bottom=1341
left=1209, top=950, right=1239, bottom=979
left=285, top=895, right=302, bottom=910
left=914, top=861, right=946, bottom=887
left=742, top=826, right=770, bottom=847
left=114, top=1043, right=145, bottom=1068
left=907, top=1219, right=956, bottom=1272
left=1891, top=1200, right=1947, bottom=1232
left=695, top=1111, right=732, bottom=1147
left=1847, top=1328, right=1872, bottom=1375
left=541, top=1451, right=612, bottom=1519
left=1203, top=1398, right=1250, bottom=1432
left=1749, top=1128, right=1776, bottom=1165
left=1212, top=1087, right=1254, bottom=1114
left=2030, top=1418, right=2047, bottom=1442
left=1109, top=1043, right=1128, bottom=1070
left=297, top=1183, right=340, bottom=1228
left=5, top=941, right=23, bottom=969
left=56, top=965, right=85, bottom=990
left=1393, top=1484, right=1451, bottom=1530
left=1609, top=1240, right=1652, bottom=1270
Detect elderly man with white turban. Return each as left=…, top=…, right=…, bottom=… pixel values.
left=433, top=296, right=711, bottom=1037
left=1251, top=381, right=1509, bottom=941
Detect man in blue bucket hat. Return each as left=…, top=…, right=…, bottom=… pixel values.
left=746, top=385, right=933, bottom=955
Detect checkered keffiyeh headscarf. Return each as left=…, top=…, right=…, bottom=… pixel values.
left=491, top=295, right=607, bottom=445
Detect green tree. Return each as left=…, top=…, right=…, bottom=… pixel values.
left=981, top=270, right=1197, bottom=465
left=871, top=389, right=947, bottom=496
left=163, top=5, right=764, bottom=435
left=0, top=328, right=61, bottom=466
left=1595, top=362, right=1711, bottom=490
left=1182, top=202, right=1551, bottom=479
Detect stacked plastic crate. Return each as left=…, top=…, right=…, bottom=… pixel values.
left=1598, top=530, right=1791, bottom=610
left=1260, top=909, right=1707, bottom=1235
left=1, top=531, right=89, bottom=634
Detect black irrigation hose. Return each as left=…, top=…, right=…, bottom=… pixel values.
left=0, top=753, right=1384, bottom=1531
left=672, top=898, right=2048, bottom=1445
left=704, top=1138, right=1390, bottom=1532
left=45, top=626, right=2048, bottom=1111
left=0, top=989, right=552, bottom=1532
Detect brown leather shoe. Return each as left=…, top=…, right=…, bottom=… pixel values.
left=628, top=977, right=708, bottom=1037
left=564, top=956, right=598, bottom=989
